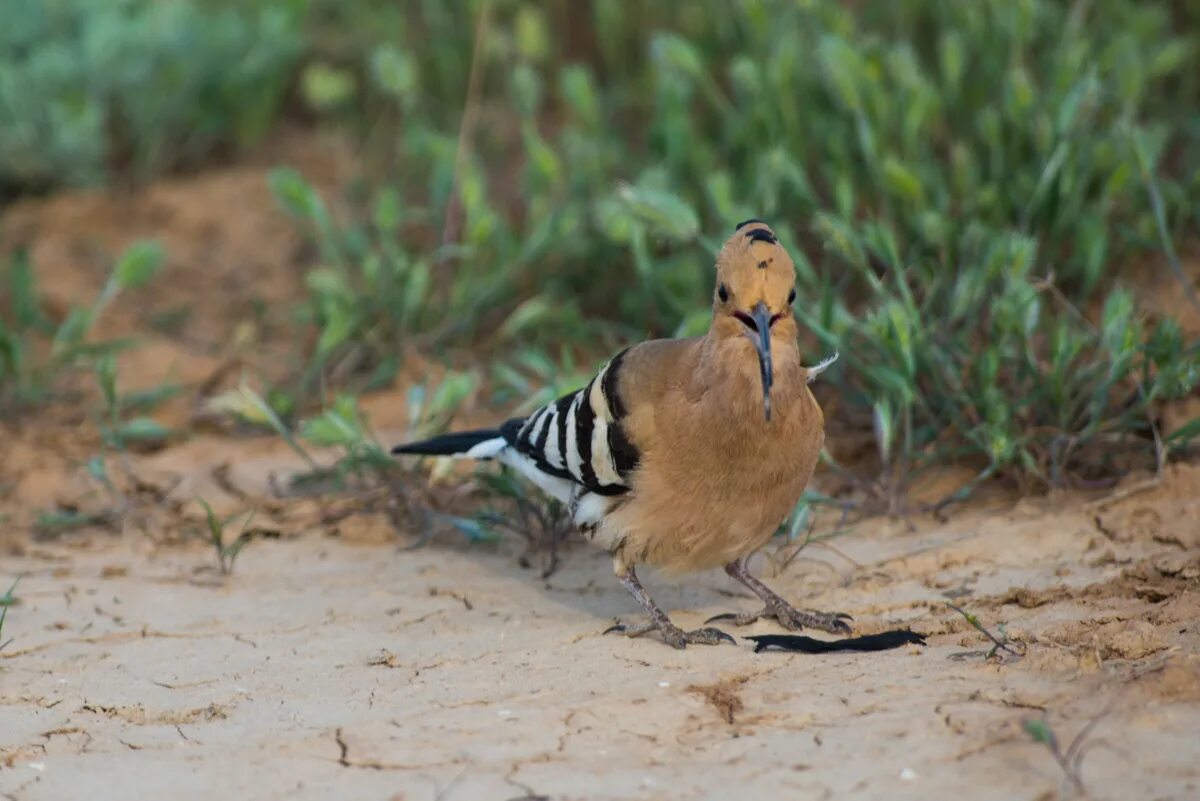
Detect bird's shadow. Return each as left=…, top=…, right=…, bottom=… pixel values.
left=395, top=528, right=757, bottom=628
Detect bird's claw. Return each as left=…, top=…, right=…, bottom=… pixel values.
left=781, top=608, right=853, bottom=635
left=604, top=619, right=736, bottom=649
left=708, top=602, right=853, bottom=635
left=677, top=627, right=737, bottom=647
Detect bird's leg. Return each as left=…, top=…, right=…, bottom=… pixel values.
left=605, top=565, right=734, bottom=649
left=709, top=558, right=852, bottom=634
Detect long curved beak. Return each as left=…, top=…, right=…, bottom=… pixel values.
left=749, top=301, right=774, bottom=422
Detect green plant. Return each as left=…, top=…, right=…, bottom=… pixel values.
left=195, top=499, right=274, bottom=576
left=1023, top=712, right=1109, bottom=796
left=0, top=240, right=165, bottom=414
left=0, top=577, right=20, bottom=652
left=295, top=394, right=397, bottom=484
left=948, top=603, right=1024, bottom=661
left=93, top=353, right=178, bottom=451
left=269, top=169, right=443, bottom=390
left=274, top=0, right=1199, bottom=497
left=489, top=347, right=598, bottom=413
left=203, top=370, right=478, bottom=491
left=0, top=0, right=303, bottom=192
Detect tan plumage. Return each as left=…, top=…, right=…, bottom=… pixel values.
left=394, top=220, right=847, bottom=648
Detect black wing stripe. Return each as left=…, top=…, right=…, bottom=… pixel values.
left=602, top=348, right=630, bottom=419
left=533, top=403, right=554, bottom=459
left=598, top=348, right=640, bottom=480
left=554, top=395, right=572, bottom=473
left=608, top=424, right=640, bottom=479
left=574, top=379, right=599, bottom=488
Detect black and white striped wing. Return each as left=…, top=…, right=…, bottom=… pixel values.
left=499, top=349, right=640, bottom=502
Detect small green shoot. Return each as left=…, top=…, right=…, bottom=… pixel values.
left=769, top=490, right=858, bottom=573
left=1, top=241, right=164, bottom=416
left=34, top=510, right=113, bottom=539
left=947, top=603, right=1024, bottom=660
left=0, top=577, right=20, bottom=652
left=1022, top=711, right=1109, bottom=797
left=196, top=498, right=273, bottom=576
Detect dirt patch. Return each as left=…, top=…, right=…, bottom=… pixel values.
left=1133, top=255, right=1200, bottom=339
left=1094, top=463, right=1200, bottom=549
left=1132, top=656, right=1200, bottom=703
left=1044, top=617, right=1169, bottom=661
left=79, top=702, right=231, bottom=726
left=687, top=674, right=750, bottom=724
left=980, top=550, right=1200, bottom=610
left=1, top=129, right=352, bottom=350
left=2, top=487, right=1198, bottom=799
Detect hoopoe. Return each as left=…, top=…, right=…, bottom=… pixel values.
left=393, top=220, right=845, bottom=648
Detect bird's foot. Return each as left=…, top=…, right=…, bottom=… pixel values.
left=604, top=619, right=736, bottom=649
left=708, top=599, right=852, bottom=635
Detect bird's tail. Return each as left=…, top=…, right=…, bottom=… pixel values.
left=391, top=428, right=507, bottom=459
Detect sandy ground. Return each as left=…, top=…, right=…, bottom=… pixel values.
left=2, top=138, right=1199, bottom=800
left=2, top=453, right=1198, bottom=801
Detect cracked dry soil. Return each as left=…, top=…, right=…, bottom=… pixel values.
left=2, top=463, right=1199, bottom=800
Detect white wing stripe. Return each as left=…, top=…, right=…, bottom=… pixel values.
left=588, top=371, right=622, bottom=486
left=563, top=394, right=584, bottom=480
left=543, top=405, right=563, bottom=468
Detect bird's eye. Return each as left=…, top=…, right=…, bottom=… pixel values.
left=787, top=288, right=796, bottom=305
left=718, top=283, right=729, bottom=303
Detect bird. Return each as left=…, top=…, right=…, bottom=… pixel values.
left=393, top=219, right=846, bottom=648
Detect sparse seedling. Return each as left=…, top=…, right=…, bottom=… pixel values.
left=947, top=603, right=1025, bottom=661
left=1023, top=711, right=1110, bottom=797
left=768, top=487, right=861, bottom=573
left=196, top=498, right=275, bottom=576
left=0, top=577, right=20, bottom=652
left=93, top=352, right=176, bottom=452
left=204, top=374, right=490, bottom=551
left=1, top=241, right=164, bottom=416
left=33, top=509, right=115, bottom=540
left=474, top=468, right=573, bottom=577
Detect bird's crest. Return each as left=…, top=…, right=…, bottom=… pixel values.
left=715, top=219, right=793, bottom=286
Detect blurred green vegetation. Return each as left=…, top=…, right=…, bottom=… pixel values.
left=273, top=0, right=1200, bottom=495
left=2, top=0, right=1199, bottom=505
left=0, top=0, right=303, bottom=193
left=0, top=241, right=164, bottom=414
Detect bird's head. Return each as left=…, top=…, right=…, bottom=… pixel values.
left=710, top=219, right=799, bottom=422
